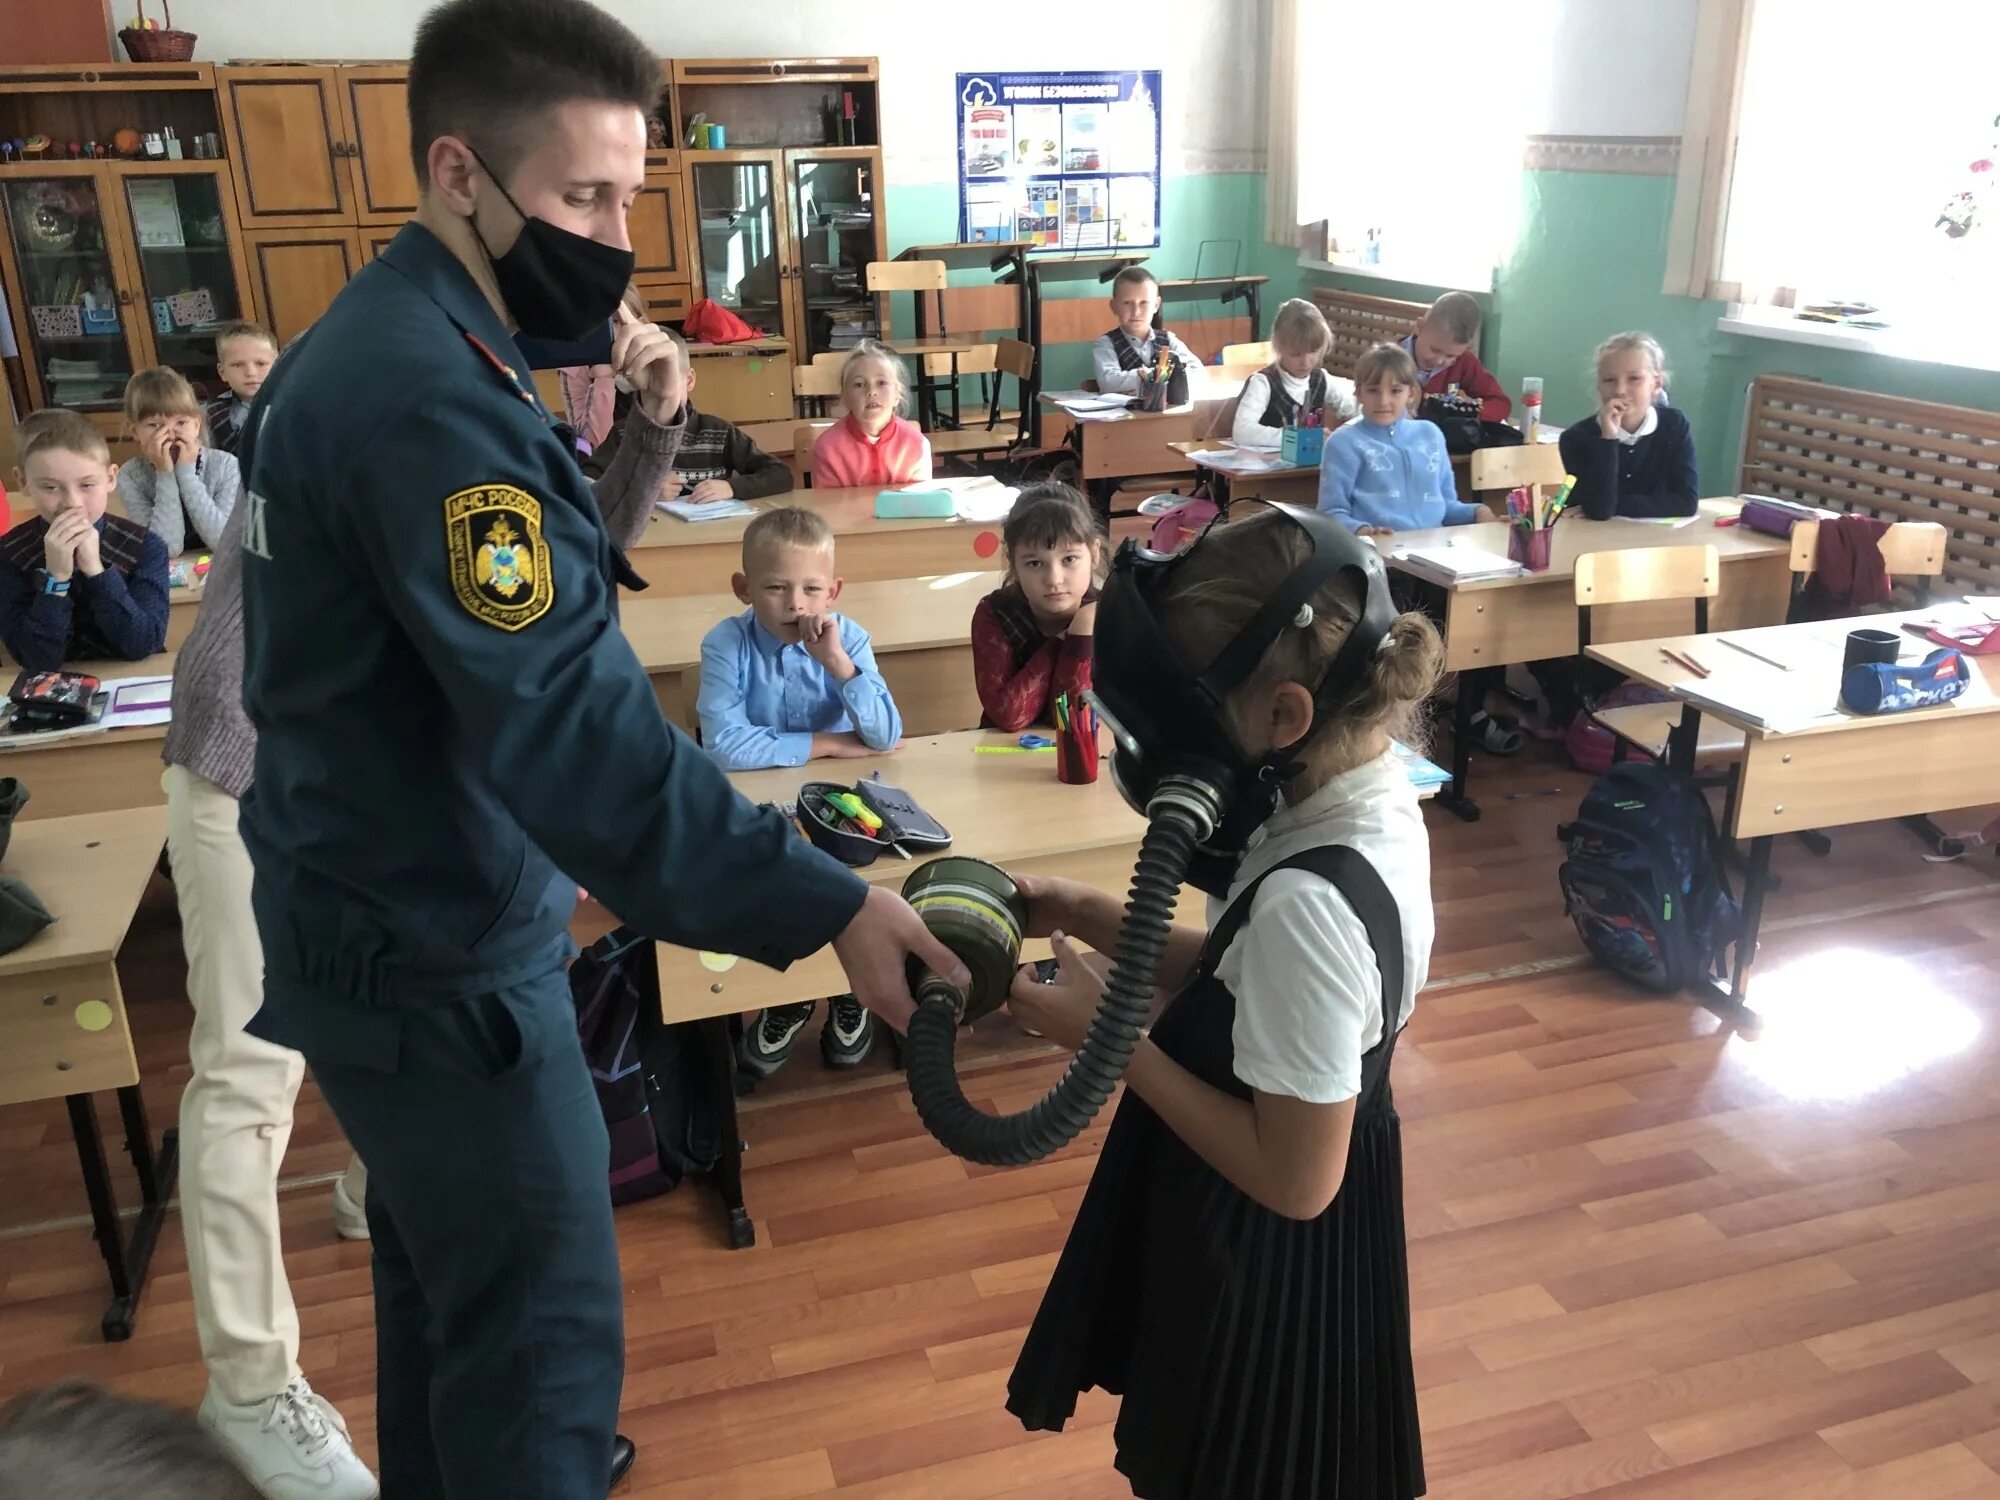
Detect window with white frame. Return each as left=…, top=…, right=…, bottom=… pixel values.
left=1674, top=0, right=2000, bottom=337
left=1285, top=6, right=1554, bottom=292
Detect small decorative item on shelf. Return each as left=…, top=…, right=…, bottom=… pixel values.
left=80, top=306, right=120, bottom=335
left=31, top=305, right=85, bottom=340
left=111, top=127, right=144, bottom=158
left=168, top=288, right=216, bottom=328
left=119, top=0, right=197, bottom=62
left=151, top=298, right=175, bottom=335
left=21, top=135, right=49, bottom=160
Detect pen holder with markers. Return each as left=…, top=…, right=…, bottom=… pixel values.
left=1279, top=423, right=1325, bottom=466
left=1054, top=693, right=1098, bottom=785
left=1504, top=475, right=1576, bottom=574
left=1506, top=523, right=1553, bottom=572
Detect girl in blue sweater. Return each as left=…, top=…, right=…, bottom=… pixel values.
left=1317, top=344, right=1497, bottom=535
left=1558, top=332, right=1698, bottom=519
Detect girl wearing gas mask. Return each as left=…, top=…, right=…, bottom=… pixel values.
left=1004, top=505, right=1440, bottom=1499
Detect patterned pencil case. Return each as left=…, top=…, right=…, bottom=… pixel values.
left=796, top=776, right=952, bottom=867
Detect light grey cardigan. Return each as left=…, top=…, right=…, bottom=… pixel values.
left=117, top=447, right=242, bottom=556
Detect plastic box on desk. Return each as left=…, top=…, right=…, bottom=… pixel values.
left=1279, top=425, right=1325, bottom=466
left=874, top=487, right=956, bottom=519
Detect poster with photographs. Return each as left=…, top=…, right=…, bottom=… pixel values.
left=956, top=70, right=1162, bottom=252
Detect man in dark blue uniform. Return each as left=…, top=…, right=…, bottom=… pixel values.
left=234, top=3, right=968, bottom=1496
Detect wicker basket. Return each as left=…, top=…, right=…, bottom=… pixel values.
left=119, top=26, right=197, bottom=62
left=118, top=1, right=195, bottom=63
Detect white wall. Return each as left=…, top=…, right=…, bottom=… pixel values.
left=1533, top=0, right=1697, bottom=137
left=167, top=0, right=1267, bottom=183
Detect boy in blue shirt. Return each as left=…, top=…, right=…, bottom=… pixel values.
left=1317, top=343, right=1497, bottom=536
left=699, top=505, right=903, bottom=1074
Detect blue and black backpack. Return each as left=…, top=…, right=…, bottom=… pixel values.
left=1557, top=763, right=1741, bottom=993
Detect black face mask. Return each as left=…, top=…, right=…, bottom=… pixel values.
left=468, top=148, right=634, bottom=342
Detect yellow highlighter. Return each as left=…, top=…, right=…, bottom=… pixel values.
left=825, top=790, right=883, bottom=831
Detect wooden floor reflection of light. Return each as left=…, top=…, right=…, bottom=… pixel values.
left=1725, top=948, right=1981, bottom=1101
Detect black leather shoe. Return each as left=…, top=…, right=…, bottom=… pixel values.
left=609, top=1434, right=637, bottom=1491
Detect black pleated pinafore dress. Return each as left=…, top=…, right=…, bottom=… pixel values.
left=1007, top=845, right=1426, bottom=1499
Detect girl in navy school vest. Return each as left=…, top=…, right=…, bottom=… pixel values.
left=1231, top=297, right=1359, bottom=451
left=1004, top=507, right=1441, bottom=1500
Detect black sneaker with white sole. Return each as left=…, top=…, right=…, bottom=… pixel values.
left=820, top=994, right=875, bottom=1069
left=739, top=1001, right=815, bottom=1079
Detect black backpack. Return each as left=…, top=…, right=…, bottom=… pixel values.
left=1557, top=763, right=1740, bottom=993
left=569, top=930, right=728, bottom=1205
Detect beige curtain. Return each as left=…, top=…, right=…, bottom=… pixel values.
left=1263, top=0, right=1305, bottom=247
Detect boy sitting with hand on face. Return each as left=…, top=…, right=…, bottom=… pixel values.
left=0, top=410, right=169, bottom=672
left=698, top=505, right=903, bottom=1077
left=623, top=327, right=792, bottom=504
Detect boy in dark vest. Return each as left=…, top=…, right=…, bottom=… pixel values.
left=1090, top=266, right=1202, bottom=403
left=589, top=327, right=792, bottom=505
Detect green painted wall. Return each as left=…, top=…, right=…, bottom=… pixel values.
left=1309, top=169, right=2000, bottom=489
left=884, top=172, right=1304, bottom=390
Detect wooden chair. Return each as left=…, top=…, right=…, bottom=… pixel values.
left=864, top=258, right=947, bottom=345
left=1788, top=518, right=1947, bottom=608
left=1574, top=545, right=1745, bottom=768
left=793, top=424, right=825, bottom=487
left=793, top=360, right=843, bottom=419
left=929, top=338, right=1035, bottom=466
left=1469, top=442, right=1566, bottom=500
left=1219, top=339, right=1273, bottom=379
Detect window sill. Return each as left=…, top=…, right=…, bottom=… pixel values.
left=1299, top=257, right=1493, bottom=295
left=1716, top=305, right=2000, bottom=376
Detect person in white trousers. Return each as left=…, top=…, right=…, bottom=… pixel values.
left=165, top=479, right=378, bottom=1499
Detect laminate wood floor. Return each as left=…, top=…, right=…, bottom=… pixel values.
left=3, top=744, right=1997, bottom=1497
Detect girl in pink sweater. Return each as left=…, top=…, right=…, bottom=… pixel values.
left=811, top=340, right=933, bottom=488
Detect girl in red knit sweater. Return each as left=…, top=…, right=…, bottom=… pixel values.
left=971, top=483, right=1105, bottom=731
left=810, top=339, right=933, bottom=488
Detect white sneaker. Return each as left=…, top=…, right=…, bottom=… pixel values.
left=331, top=1175, right=370, bottom=1241
left=200, top=1377, right=379, bottom=1500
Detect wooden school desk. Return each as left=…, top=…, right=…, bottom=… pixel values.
left=622, top=480, right=1016, bottom=596
left=1169, top=440, right=1320, bottom=507
left=2, top=650, right=177, bottom=822
left=1588, top=605, right=2000, bottom=1005
left=1385, top=501, right=1792, bottom=819
left=621, top=571, right=996, bottom=736
left=1007, top=251, right=1148, bottom=444
left=1039, top=375, right=1245, bottom=509
left=0, top=806, right=176, bottom=1339
left=684, top=338, right=792, bottom=425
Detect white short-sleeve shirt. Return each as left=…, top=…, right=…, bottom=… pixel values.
left=1207, top=748, right=1435, bottom=1104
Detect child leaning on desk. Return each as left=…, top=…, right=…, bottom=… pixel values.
left=652, top=326, right=792, bottom=503
left=698, top=506, right=903, bottom=1078
left=0, top=409, right=169, bottom=672
left=971, top=482, right=1105, bottom=732
left=1230, top=298, right=1357, bottom=452
left=1317, top=343, right=1498, bottom=537
left=1558, top=331, right=1698, bottom=520
left=1402, top=291, right=1510, bottom=421
left=810, top=339, right=933, bottom=488
left=1092, top=266, right=1203, bottom=398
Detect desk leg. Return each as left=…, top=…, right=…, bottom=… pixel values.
left=1719, top=833, right=1773, bottom=1009
left=68, top=1087, right=180, bottom=1342
left=1435, top=674, right=1481, bottom=822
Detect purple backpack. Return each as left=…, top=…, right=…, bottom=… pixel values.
left=1563, top=682, right=1673, bottom=775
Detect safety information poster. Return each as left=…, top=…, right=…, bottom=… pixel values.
left=957, top=71, right=1162, bottom=252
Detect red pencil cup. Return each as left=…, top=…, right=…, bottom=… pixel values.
left=1507, top=526, right=1554, bottom=572
left=1056, top=714, right=1099, bottom=784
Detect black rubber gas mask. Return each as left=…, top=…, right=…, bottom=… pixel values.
left=1087, top=504, right=1396, bottom=896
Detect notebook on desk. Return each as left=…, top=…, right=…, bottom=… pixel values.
left=1389, top=544, right=1525, bottom=585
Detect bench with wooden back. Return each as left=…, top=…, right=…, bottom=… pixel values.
left=1740, top=373, right=2000, bottom=599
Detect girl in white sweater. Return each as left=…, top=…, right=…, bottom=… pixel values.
left=1231, top=298, right=1357, bottom=452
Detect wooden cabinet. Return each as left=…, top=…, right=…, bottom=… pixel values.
left=217, top=68, right=350, bottom=228
left=241, top=229, right=363, bottom=348
left=0, top=161, right=253, bottom=437
left=630, top=157, right=692, bottom=283
left=336, top=67, right=419, bottom=224
left=218, top=66, right=416, bottom=231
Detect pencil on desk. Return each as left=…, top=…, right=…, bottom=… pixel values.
left=1716, top=636, right=1790, bottom=671
left=1660, top=647, right=1710, bottom=678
